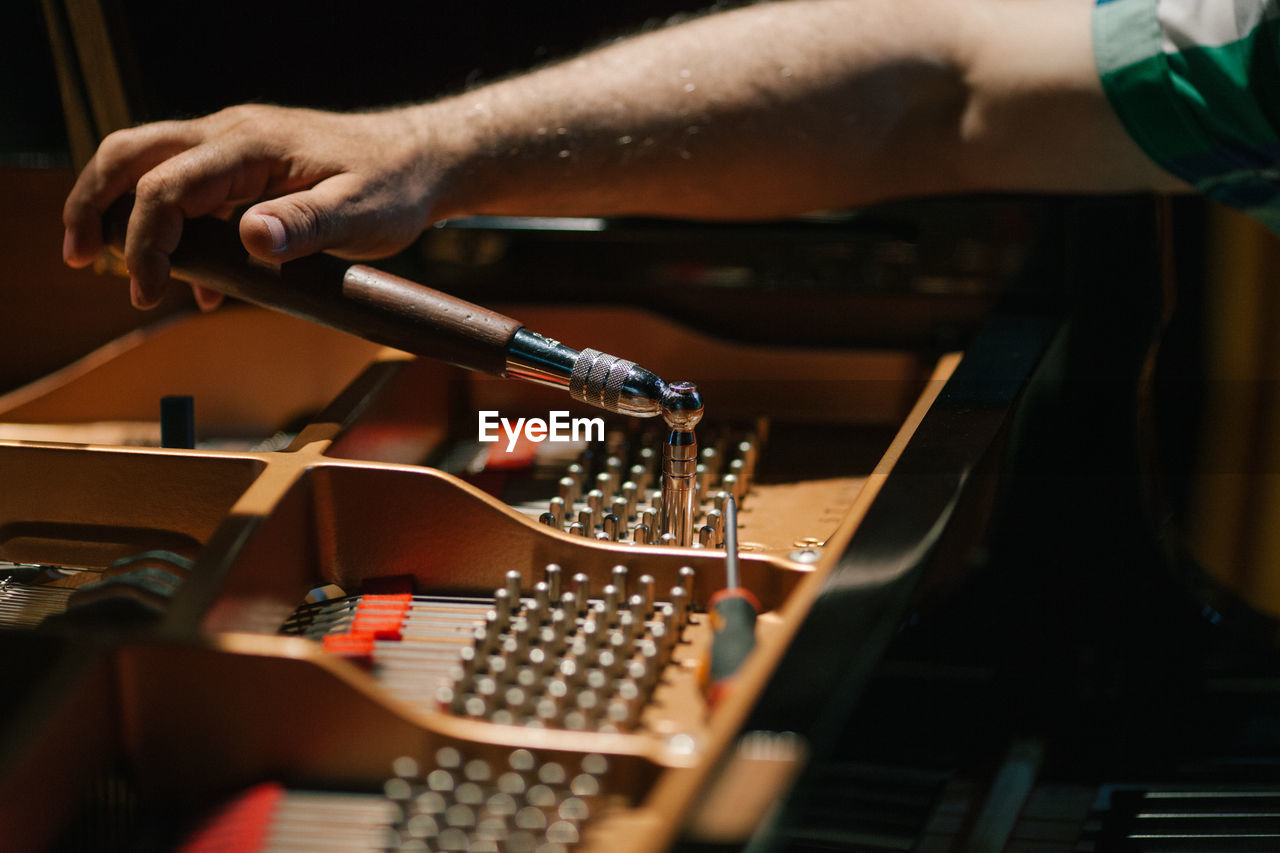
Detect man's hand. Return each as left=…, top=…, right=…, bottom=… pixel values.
left=64, top=0, right=1184, bottom=313
left=62, top=104, right=453, bottom=309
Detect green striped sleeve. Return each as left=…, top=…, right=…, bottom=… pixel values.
left=1094, top=0, right=1280, bottom=231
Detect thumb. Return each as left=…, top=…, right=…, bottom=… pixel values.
left=238, top=175, right=360, bottom=262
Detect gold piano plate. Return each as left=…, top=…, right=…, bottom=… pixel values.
left=0, top=302, right=959, bottom=853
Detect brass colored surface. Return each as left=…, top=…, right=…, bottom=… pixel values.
left=736, top=478, right=867, bottom=556
left=0, top=306, right=383, bottom=434
left=1189, top=206, right=1280, bottom=620
left=0, top=305, right=958, bottom=853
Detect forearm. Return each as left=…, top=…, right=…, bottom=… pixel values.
left=64, top=0, right=1186, bottom=305
left=418, top=0, right=1183, bottom=224
left=420, top=0, right=968, bottom=221
left=955, top=0, right=1186, bottom=195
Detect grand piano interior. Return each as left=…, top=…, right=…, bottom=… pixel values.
left=5, top=2, right=1280, bottom=851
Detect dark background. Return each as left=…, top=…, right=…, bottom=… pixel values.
left=5, top=0, right=733, bottom=164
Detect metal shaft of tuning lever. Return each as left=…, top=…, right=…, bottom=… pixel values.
left=660, top=383, right=705, bottom=547
left=508, top=338, right=670, bottom=419
left=103, top=203, right=713, bottom=544
left=100, top=199, right=672, bottom=418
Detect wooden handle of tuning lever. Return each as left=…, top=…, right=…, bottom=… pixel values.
left=101, top=199, right=523, bottom=376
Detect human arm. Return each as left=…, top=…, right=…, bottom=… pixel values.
left=62, top=0, right=1182, bottom=308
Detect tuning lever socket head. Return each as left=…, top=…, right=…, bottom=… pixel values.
left=660, top=382, right=703, bottom=432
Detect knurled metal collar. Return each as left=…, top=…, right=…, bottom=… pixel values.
left=570, top=349, right=636, bottom=412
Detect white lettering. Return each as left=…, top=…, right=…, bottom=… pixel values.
left=549, top=410, right=570, bottom=441
left=478, top=411, right=606, bottom=446
left=574, top=416, right=604, bottom=443
left=502, top=417, right=526, bottom=453
left=478, top=411, right=500, bottom=442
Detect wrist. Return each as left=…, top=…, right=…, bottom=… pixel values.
left=402, top=96, right=500, bottom=224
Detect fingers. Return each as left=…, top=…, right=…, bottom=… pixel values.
left=62, top=122, right=202, bottom=268
left=62, top=105, right=433, bottom=310
left=192, top=285, right=224, bottom=312
left=124, top=196, right=182, bottom=308
left=123, top=143, right=274, bottom=307
left=238, top=173, right=368, bottom=263
left=63, top=108, right=285, bottom=305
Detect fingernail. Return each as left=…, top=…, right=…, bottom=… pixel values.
left=256, top=213, right=288, bottom=253
left=130, top=278, right=159, bottom=309
left=193, top=286, right=223, bottom=312
left=62, top=228, right=77, bottom=263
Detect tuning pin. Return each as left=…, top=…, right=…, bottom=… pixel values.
left=476, top=612, right=501, bottom=655
left=505, top=569, right=522, bottom=604
left=669, top=587, right=688, bottom=633
left=638, top=446, right=657, bottom=478
left=606, top=456, right=624, bottom=490
left=533, top=581, right=550, bottom=614
left=637, top=575, right=655, bottom=613
left=560, top=591, right=578, bottom=621
left=701, top=445, right=721, bottom=478
left=601, top=585, right=619, bottom=623
left=611, top=496, right=629, bottom=524
left=544, top=564, right=562, bottom=602
left=575, top=689, right=601, bottom=725
left=649, top=620, right=673, bottom=662
left=587, top=490, right=605, bottom=528
left=722, top=473, right=740, bottom=502
left=697, top=463, right=715, bottom=494
left=578, top=620, right=602, bottom=654
left=558, top=476, right=576, bottom=507
left=566, top=462, right=585, bottom=496
left=632, top=523, right=650, bottom=545
left=640, top=639, right=665, bottom=686
left=737, top=439, right=757, bottom=482
left=705, top=508, right=723, bottom=546
left=678, top=566, right=696, bottom=600
left=621, top=482, right=639, bottom=520
left=493, top=588, right=513, bottom=624
left=640, top=509, right=657, bottom=532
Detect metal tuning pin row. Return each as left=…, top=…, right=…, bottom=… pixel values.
left=282, top=592, right=493, bottom=714
left=533, top=426, right=761, bottom=549
left=282, top=594, right=492, bottom=638
left=177, top=746, right=607, bottom=853
left=0, top=576, right=74, bottom=629
left=439, top=564, right=696, bottom=732
left=0, top=554, right=195, bottom=629
left=383, top=748, right=609, bottom=853
left=176, top=782, right=401, bottom=853
left=282, top=564, right=697, bottom=728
